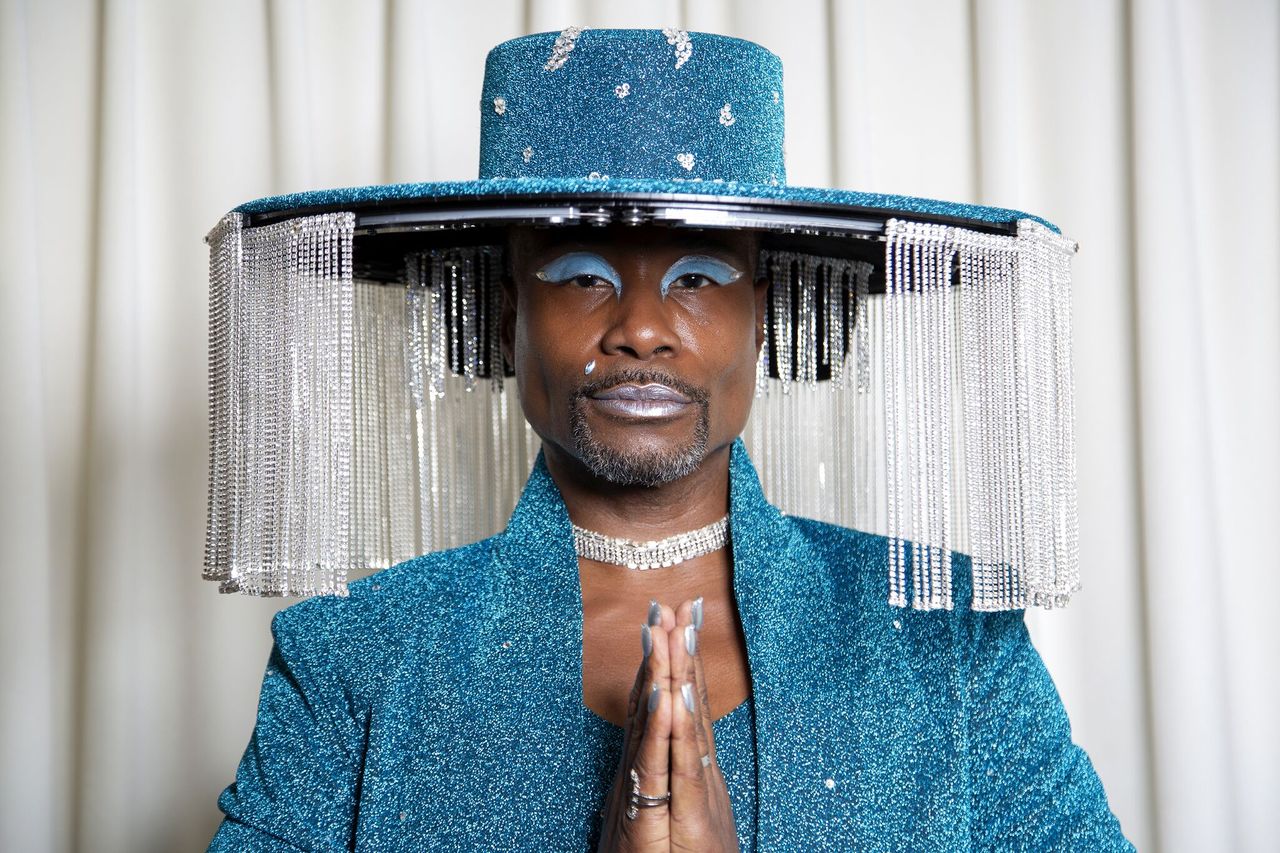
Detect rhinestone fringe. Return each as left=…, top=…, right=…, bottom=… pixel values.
left=202, top=219, right=537, bottom=597
left=748, top=222, right=1079, bottom=610
left=203, top=212, right=356, bottom=596
left=203, top=213, right=1079, bottom=610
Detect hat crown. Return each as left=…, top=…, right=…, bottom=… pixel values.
left=478, top=28, right=786, bottom=186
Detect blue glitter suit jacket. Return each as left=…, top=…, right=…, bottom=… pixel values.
left=210, top=440, right=1132, bottom=851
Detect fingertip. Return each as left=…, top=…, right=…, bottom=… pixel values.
left=646, top=598, right=662, bottom=627
left=668, top=677, right=708, bottom=807
left=683, top=623, right=698, bottom=659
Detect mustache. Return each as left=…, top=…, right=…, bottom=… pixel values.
left=572, top=367, right=710, bottom=405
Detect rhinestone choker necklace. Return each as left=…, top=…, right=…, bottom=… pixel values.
left=572, top=515, right=730, bottom=570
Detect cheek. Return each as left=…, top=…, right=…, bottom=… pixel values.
left=517, top=296, right=596, bottom=374
left=689, top=291, right=761, bottom=371
left=511, top=297, right=552, bottom=427
left=512, top=292, right=599, bottom=433
left=680, top=294, right=760, bottom=429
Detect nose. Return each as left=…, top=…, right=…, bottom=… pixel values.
left=599, top=279, right=681, bottom=362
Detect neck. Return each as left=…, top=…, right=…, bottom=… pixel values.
left=542, top=440, right=733, bottom=540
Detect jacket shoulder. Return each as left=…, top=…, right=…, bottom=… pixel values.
left=782, top=514, right=895, bottom=605
left=274, top=535, right=499, bottom=625
left=266, top=536, right=503, bottom=704
left=782, top=514, right=982, bottom=617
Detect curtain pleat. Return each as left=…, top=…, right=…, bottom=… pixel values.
left=1127, top=1, right=1280, bottom=849
left=1, top=5, right=62, bottom=851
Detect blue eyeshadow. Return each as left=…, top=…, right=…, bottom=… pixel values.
left=535, top=252, right=623, bottom=296
left=660, top=255, right=743, bottom=296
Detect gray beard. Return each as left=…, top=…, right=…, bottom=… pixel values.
left=568, top=370, right=711, bottom=487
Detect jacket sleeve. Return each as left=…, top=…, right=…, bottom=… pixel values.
left=208, top=609, right=365, bottom=852
left=966, top=609, right=1135, bottom=852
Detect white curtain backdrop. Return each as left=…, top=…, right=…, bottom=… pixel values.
left=2, top=1, right=1276, bottom=850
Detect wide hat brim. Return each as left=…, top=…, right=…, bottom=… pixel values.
left=233, top=176, right=1060, bottom=234
left=228, top=176, right=1066, bottom=286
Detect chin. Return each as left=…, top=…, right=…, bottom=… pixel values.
left=572, top=420, right=710, bottom=488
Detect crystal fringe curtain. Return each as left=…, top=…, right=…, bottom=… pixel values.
left=204, top=212, right=1078, bottom=609
left=748, top=220, right=1079, bottom=610
left=203, top=213, right=537, bottom=596
left=203, top=212, right=356, bottom=596
left=401, top=249, right=540, bottom=562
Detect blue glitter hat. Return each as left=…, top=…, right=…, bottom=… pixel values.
left=233, top=28, right=1054, bottom=232
left=205, top=28, right=1083, bottom=614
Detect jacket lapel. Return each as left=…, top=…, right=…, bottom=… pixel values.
left=478, top=441, right=883, bottom=847
left=485, top=454, right=598, bottom=844
left=726, top=439, right=872, bottom=846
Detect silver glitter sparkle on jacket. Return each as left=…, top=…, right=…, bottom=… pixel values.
left=209, top=441, right=1132, bottom=851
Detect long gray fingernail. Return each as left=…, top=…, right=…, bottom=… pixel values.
left=681, top=682, right=695, bottom=714
left=647, top=600, right=662, bottom=626
left=641, top=623, right=652, bottom=658
left=648, top=682, right=661, bottom=713
left=685, top=624, right=697, bottom=656
left=691, top=596, right=704, bottom=631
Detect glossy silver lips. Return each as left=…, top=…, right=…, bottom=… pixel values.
left=589, top=383, right=692, bottom=418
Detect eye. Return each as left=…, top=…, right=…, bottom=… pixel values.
left=658, top=254, right=743, bottom=297
left=674, top=273, right=713, bottom=290
left=534, top=252, right=622, bottom=293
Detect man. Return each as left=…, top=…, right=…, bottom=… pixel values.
left=206, top=28, right=1132, bottom=851
left=210, top=218, right=1131, bottom=851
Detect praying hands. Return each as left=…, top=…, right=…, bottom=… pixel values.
left=596, top=599, right=740, bottom=853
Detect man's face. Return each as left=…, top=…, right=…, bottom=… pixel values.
left=504, top=224, right=767, bottom=487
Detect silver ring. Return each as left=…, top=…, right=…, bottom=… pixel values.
left=625, top=769, right=671, bottom=821
left=701, top=754, right=711, bottom=767
left=633, top=794, right=670, bottom=805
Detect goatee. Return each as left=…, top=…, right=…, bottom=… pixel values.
left=569, top=368, right=711, bottom=487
